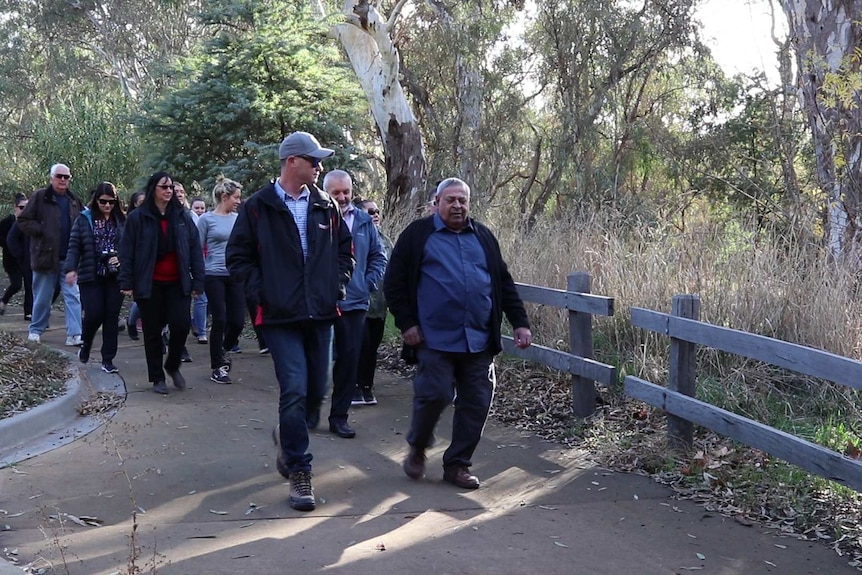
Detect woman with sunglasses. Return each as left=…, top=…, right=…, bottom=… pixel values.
left=63, top=182, right=126, bottom=373
left=118, top=172, right=204, bottom=394
left=0, top=193, right=31, bottom=317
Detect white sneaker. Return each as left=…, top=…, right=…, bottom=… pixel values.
left=65, top=335, right=83, bottom=346
left=28, top=333, right=40, bottom=343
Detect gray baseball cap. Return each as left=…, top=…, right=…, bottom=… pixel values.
left=278, top=132, right=335, bottom=160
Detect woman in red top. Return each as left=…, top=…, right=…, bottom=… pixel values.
left=118, top=172, right=205, bottom=394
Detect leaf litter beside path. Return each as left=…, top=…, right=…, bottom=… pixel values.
left=0, top=331, right=69, bottom=421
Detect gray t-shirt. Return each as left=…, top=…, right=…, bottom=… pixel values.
left=197, top=211, right=237, bottom=276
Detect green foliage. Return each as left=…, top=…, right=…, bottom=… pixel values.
left=137, top=0, right=367, bottom=192
left=0, top=94, right=142, bottom=201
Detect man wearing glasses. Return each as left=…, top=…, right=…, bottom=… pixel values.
left=17, top=164, right=84, bottom=345
left=227, top=131, right=354, bottom=512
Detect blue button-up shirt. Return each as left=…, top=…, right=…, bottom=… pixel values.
left=275, top=179, right=310, bottom=259
left=417, top=214, right=492, bottom=353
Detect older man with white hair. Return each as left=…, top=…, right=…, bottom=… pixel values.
left=17, top=163, right=84, bottom=345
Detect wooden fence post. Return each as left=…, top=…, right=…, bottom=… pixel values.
left=568, top=272, right=596, bottom=417
left=668, top=294, right=700, bottom=450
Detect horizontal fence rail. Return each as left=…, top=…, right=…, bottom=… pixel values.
left=516, top=283, right=615, bottom=316
left=631, top=307, right=862, bottom=392
left=625, top=376, right=862, bottom=492
left=501, top=337, right=617, bottom=386
left=627, top=294, right=862, bottom=492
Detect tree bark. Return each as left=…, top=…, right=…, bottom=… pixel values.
left=780, top=0, right=862, bottom=260
left=327, top=0, right=427, bottom=212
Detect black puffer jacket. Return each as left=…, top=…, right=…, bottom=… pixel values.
left=118, top=203, right=204, bottom=299
left=63, top=209, right=125, bottom=283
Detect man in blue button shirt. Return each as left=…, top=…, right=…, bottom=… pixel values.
left=384, top=177, right=532, bottom=489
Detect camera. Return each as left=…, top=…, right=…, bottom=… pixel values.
left=102, top=250, right=119, bottom=275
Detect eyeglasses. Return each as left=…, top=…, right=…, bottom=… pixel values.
left=15, top=205, right=26, bottom=210
left=366, top=209, right=380, bottom=215
left=98, top=198, right=117, bottom=205
left=156, top=184, right=175, bottom=190
left=53, top=174, right=71, bottom=180
left=296, top=155, right=321, bottom=168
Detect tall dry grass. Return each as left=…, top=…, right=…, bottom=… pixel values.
left=483, top=206, right=862, bottom=430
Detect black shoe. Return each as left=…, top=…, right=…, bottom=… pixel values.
left=77, top=344, right=90, bottom=364
left=180, top=347, right=192, bottom=363
left=328, top=420, right=356, bottom=439
left=24, top=314, right=32, bottom=321
left=361, top=389, right=377, bottom=406
left=127, top=319, right=139, bottom=340
left=152, top=381, right=169, bottom=395
left=350, top=389, right=365, bottom=406
left=288, top=470, right=316, bottom=512
left=101, top=362, right=119, bottom=374
left=167, top=370, right=186, bottom=390
left=210, top=365, right=232, bottom=384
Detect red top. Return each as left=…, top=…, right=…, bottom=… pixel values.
left=153, top=218, right=180, bottom=282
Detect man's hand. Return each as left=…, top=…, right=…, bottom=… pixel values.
left=121, top=290, right=133, bottom=298
left=514, top=327, right=532, bottom=349
left=402, top=325, right=423, bottom=346
left=65, top=271, right=77, bottom=286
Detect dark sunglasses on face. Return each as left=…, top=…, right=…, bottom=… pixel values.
left=98, top=198, right=117, bottom=205
left=53, top=174, right=71, bottom=180
left=156, top=184, right=175, bottom=190
left=15, top=205, right=26, bottom=210
left=296, top=155, right=321, bottom=168
left=366, top=209, right=380, bottom=215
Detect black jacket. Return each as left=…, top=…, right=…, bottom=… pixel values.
left=383, top=216, right=530, bottom=356
left=226, top=182, right=354, bottom=326
left=118, top=203, right=204, bottom=299
left=63, top=209, right=125, bottom=283
left=0, top=213, right=17, bottom=271
left=17, top=185, right=85, bottom=273
left=6, top=221, right=30, bottom=272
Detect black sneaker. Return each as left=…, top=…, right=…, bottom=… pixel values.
left=180, top=347, right=193, bottom=363
left=350, top=389, right=365, bottom=406
left=361, top=389, right=377, bottom=406
left=152, top=381, right=169, bottom=395
left=288, top=470, right=316, bottom=511
left=210, top=365, right=232, bottom=384
left=77, top=345, right=90, bottom=364
left=101, top=362, right=119, bottom=374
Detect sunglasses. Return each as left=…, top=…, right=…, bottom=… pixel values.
left=366, top=209, right=380, bottom=215
left=98, top=198, right=117, bottom=206
left=296, top=155, right=322, bottom=168
left=15, top=205, right=26, bottom=210
left=156, top=184, right=175, bottom=190
left=53, top=174, right=71, bottom=180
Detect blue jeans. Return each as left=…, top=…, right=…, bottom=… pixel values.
left=30, top=270, right=81, bottom=337
left=263, top=321, right=333, bottom=474
left=193, top=290, right=208, bottom=336
left=408, top=345, right=496, bottom=469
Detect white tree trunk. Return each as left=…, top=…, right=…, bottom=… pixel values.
left=780, top=0, right=862, bottom=260
left=322, top=0, right=427, bottom=210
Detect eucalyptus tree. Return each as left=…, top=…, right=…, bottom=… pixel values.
left=779, top=0, right=862, bottom=260
left=137, top=0, right=367, bottom=192
left=520, top=0, right=701, bottom=229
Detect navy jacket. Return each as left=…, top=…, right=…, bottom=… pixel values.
left=226, top=182, right=354, bottom=326
left=383, top=216, right=529, bottom=356
left=341, top=208, right=387, bottom=312
left=118, top=203, right=204, bottom=299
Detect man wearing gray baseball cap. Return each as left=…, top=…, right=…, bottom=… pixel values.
left=227, top=131, right=354, bottom=511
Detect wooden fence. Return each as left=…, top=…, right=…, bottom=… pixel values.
left=504, top=272, right=616, bottom=417
left=625, top=294, right=862, bottom=492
